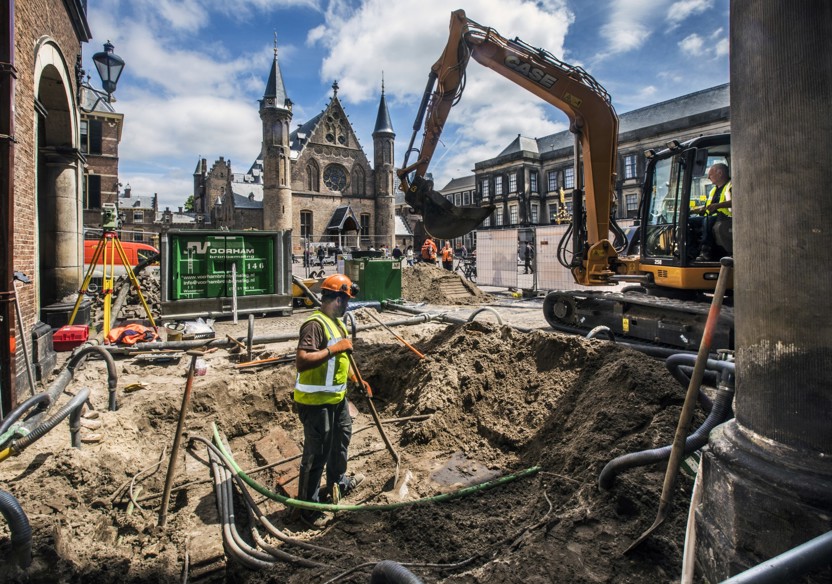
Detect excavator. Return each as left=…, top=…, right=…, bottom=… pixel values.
left=399, top=10, right=732, bottom=351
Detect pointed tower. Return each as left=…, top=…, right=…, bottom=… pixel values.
left=373, top=77, right=396, bottom=249
left=260, top=35, right=293, bottom=232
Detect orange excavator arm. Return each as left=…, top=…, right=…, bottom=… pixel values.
left=399, top=10, right=621, bottom=282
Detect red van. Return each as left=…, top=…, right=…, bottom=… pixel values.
left=84, top=240, right=159, bottom=277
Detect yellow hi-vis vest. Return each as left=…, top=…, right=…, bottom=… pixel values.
left=294, top=311, right=350, bottom=405
left=704, top=181, right=732, bottom=217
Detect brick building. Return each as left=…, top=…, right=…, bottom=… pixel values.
left=193, top=45, right=397, bottom=253
left=2, top=1, right=93, bottom=407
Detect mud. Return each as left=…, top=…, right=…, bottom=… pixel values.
left=401, top=263, right=491, bottom=305
left=0, top=305, right=700, bottom=583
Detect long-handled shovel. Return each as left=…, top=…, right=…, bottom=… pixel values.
left=364, top=310, right=426, bottom=360
left=625, top=257, right=733, bottom=554
left=346, top=352, right=400, bottom=487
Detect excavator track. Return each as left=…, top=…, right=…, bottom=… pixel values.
left=543, top=289, right=733, bottom=352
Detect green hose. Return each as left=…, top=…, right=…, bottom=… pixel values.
left=211, top=422, right=539, bottom=513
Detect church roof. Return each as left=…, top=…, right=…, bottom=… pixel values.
left=290, top=112, right=324, bottom=152
left=325, top=205, right=361, bottom=232
left=232, top=190, right=263, bottom=209
left=373, top=87, right=394, bottom=135
left=395, top=215, right=412, bottom=237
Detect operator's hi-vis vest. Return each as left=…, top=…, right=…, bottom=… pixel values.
left=704, top=181, right=732, bottom=217
left=294, top=311, right=350, bottom=406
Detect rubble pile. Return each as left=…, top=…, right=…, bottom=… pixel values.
left=401, top=262, right=491, bottom=305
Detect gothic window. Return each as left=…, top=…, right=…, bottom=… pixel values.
left=360, top=213, right=371, bottom=235
left=325, top=114, right=348, bottom=146
left=306, top=161, right=319, bottom=192
left=300, top=210, right=313, bottom=239
left=323, top=164, right=348, bottom=192
left=351, top=166, right=365, bottom=196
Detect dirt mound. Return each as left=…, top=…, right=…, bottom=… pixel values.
left=0, top=316, right=697, bottom=583
left=401, top=263, right=490, bottom=305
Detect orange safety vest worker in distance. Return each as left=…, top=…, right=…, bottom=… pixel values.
left=421, top=239, right=437, bottom=260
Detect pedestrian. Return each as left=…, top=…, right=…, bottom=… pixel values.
left=293, top=274, right=366, bottom=529
left=460, top=243, right=468, bottom=258
left=317, top=246, right=325, bottom=269
left=523, top=242, right=535, bottom=274
left=441, top=241, right=454, bottom=271
left=303, top=246, right=311, bottom=268
left=405, top=245, right=414, bottom=267
left=421, top=237, right=437, bottom=265
left=392, top=244, right=402, bottom=260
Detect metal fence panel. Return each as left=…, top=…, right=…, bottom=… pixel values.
left=476, top=229, right=519, bottom=288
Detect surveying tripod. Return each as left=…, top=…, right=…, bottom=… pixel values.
left=69, top=230, right=157, bottom=337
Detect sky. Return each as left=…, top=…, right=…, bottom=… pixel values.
left=83, top=0, right=729, bottom=213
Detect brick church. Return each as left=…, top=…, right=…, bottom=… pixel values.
left=192, top=43, right=397, bottom=254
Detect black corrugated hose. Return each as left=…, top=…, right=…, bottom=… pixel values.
left=370, top=560, right=424, bottom=584
left=8, top=388, right=91, bottom=455
left=0, top=489, right=32, bottom=569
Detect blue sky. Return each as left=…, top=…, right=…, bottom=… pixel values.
left=84, top=0, right=729, bottom=213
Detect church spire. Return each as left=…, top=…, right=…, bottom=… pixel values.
left=262, top=32, right=289, bottom=110
left=373, top=75, right=394, bottom=135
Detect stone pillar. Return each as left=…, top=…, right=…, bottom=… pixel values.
left=695, top=2, right=832, bottom=581
left=40, top=156, right=81, bottom=304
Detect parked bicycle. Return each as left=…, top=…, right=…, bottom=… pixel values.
left=455, top=257, right=477, bottom=282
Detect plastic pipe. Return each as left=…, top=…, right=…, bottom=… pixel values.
left=371, top=560, right=424, bottom=584
left=598, top=386, right=734, bottom=490
left=0, top=392, right=51, bottom=437
left=719, top=530, right=832, bottom=584
left=0, top=489, right=32, bottom=569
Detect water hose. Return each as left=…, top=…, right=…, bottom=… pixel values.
left=0, top=392, right=51, bottom=438
left=0, top=388, right=92, bottom=461
left=371, top=560, right=424, bottom=584
left=598, top=385, right=734, bottom=490
left=211, top=422, right=540, bottom=513
left=0, top=489, right=32, bottom=569
left=666, top=354, right=735, bottom=412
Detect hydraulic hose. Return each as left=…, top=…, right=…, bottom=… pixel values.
left=0, top=489, right=32, bottom=569
left=371, top=560, right=424, bottom=584
left=0, top=392, right=51, bottom=438
left=598, top=385, right=734, bottom=490
left=211, top=422, right=540, bottom=513
left=3, top=388, right=91, bottom=459
left=665, top=354, right=735, bottom=413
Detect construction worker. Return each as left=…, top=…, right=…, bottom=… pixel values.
left=441, top=241, right=454, bottom=271
left=294, top=274, right=366, bottom=529
left=421, top=237, right=438, bottom=265
left=695, top=163, right=732, bottom=261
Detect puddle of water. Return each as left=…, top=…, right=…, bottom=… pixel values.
left=429, top=451, right=501, bottom=489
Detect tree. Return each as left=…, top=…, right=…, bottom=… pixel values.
left=184, top=195, right=195, bottom=212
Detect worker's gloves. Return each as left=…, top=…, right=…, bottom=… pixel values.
left=329, top=339, right=353, bottom=354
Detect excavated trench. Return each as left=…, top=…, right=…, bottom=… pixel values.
left=0, top=267, right=701, bottom=583
left=0, top=308, right=699, bottom=583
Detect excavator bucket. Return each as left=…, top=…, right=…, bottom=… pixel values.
left=404, top=175, right=496, bottom=239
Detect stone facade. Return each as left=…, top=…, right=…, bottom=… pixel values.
left=193, top=53, right=396, bottom=254
left=3, top=1, right=91, bottom=405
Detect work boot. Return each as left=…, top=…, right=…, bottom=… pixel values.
left=340, top=473, right=365, bottom=497
left=299, top=510, right=330, bottom=530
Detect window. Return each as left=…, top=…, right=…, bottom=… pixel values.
left=531, top=204, right=539, bottom=224
left=624, top=154, right=637, bottom=180
left=360, top=213, right=371, bottom=235
left=530, top=172, right=538, bottom=193
left=549, top=204, right=558, bottom=223
left=80, top=120, right=103, bottom=155
left=508, top=173, right=517, bottom=193
left=547, top=170, right=558, bottom=192
left=509, top=205, right=518, bottom=224
left=495, top=206, right=504, bottom=226
left=306, top=162, right=319, bottom=191
left=483, top=214, right=491, bottom=227
left=300, top=210, right=313, bottom=239
left=495, top=175, right=503, bottom=196
left=564, top=167, right=575, bottom=189
left=84, top=174, right=101, bottom=209
left=134, top=230, right=144, bottom=242
left=352, top=166, right=365, bottom=196
left=454, top=193, right=461, bottom=206
left=481, top=180, right=490, bottom=199
left=463, top=191, right=471, bottom=205
left=323, top=164, right=348, bottom=191
left=133, top=211, right=144, bottom=223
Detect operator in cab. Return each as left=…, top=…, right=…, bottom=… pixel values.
left=695, top=163, right=732, bottom=261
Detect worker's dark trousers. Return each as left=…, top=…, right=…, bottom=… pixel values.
left=296, top=399, right=352, bottom=503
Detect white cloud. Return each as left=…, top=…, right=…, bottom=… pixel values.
left=666, top=0, right=713, bottom=29
left=714, top=37, right=729, bottom=58
left=307, top=0, right=574, bottom=185
left=596, top=0, right=669, bottom=59
left=679, top=33, right=706, bottom=55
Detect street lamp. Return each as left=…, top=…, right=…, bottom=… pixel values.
left=92, top=41, right=125, bottom=102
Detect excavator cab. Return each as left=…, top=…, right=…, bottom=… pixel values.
left=403, top=175, right=495, bottom=239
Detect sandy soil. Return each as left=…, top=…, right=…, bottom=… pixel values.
left=0, top=270, right=702, bottom=583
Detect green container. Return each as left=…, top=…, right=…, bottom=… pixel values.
left=344, top=258, right=401, bottom=302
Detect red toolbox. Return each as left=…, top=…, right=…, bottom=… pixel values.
left=52, top=325, right=89, bottom=352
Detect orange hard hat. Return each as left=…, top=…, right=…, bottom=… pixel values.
left=321, top=274, right=358, bottom=298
